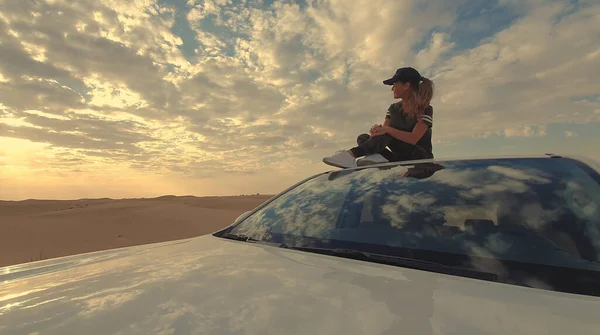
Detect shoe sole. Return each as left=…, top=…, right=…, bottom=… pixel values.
left=322, top=157, right=355, bottom=169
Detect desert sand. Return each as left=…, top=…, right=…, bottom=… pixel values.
left=0, top=195, right=273, bottom=267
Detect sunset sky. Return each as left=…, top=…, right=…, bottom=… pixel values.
left=1, top=0, right=599, bottom=200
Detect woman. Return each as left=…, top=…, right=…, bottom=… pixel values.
left=323, top=67, right=435, bottom=168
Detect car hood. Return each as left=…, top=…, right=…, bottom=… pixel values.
left=1, top=235, right=599, bottom=335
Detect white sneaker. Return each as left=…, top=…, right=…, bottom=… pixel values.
left=356, top=153, right=389, bottom=166
left=323, top=150, right=357, bottom=168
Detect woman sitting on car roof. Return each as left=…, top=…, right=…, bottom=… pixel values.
left=323, top=67, right=435, bottom=168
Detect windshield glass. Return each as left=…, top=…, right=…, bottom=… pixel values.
left=220, top=157, right=600, bottom=296
left=588, top=157, right=600, bottom=172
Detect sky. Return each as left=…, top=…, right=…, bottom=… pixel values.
left=0, top=0, right=599, bottom=200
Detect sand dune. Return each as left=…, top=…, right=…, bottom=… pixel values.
left=0, top=195, right=274, bottom=267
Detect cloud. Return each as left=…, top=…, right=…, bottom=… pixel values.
left=0, top=123, right=145, bottom=154
left=415, top=33, right=456, bottom=70
left=503, top=125, right=547, bottom=137
left=0, top=0, right=599, bottom=199
left=0, top=77, right=86, bottom=111
left=433, top=1, right=600, bottom=139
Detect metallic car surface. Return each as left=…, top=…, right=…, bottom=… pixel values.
left=1, top=234, right=599, bottom=335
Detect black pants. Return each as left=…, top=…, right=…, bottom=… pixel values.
left=352, top=133, right=433, bottom=162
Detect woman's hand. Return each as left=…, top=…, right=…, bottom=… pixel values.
left=371, top=125, right=389, bottom=136
left=369, top=124, right=382, bottom=135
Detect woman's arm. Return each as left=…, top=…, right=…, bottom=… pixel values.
left=379, top=121, right=428, bottom=145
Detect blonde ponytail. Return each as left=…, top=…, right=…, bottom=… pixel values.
left=403, top=77, right=435, bottom=120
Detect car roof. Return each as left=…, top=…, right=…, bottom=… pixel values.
left=327, top=153, right=600, bottom=174
left=249, top=153, right=599, bottom=212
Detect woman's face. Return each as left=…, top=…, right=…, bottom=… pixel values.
left=392, top=81, right=410, bottom=99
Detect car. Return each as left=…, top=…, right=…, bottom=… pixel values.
left=1, top=154, right=600, bottom=334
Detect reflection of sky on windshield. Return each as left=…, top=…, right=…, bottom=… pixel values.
left=229, top=158, right=600, bottom=273
left=428, top=164, right=551, bottom=197
left=488, top=165, right=552, bottom=183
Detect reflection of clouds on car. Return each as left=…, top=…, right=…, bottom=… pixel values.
left=224, top=156, right=600, bottom=296
left=564, top=180, right=600, bottom=247
left=429, top=164, right=551, bottom=198
left=233, top=173, right=353, bottom=240
left=487, top=165, right=552, bottom=183
left=379, top=192, right=439, bottom=229
left=322, top=268, right=436, bottom=335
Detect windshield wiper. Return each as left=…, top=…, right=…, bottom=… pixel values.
left=219, top=233, right=261, bottom=242
left=219, top=233, right=289, bottom=248
left=282, top=246, right=498, bottom=281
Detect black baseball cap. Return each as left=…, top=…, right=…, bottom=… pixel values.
left=383, top=67, right=423, bottom=86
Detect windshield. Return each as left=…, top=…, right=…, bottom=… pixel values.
left=218, top=157, right=600, bottom=297
left=588, top=157, right=600, bottom=172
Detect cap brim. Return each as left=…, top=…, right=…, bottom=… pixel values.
left=383, top=78, right=395, bottom=85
